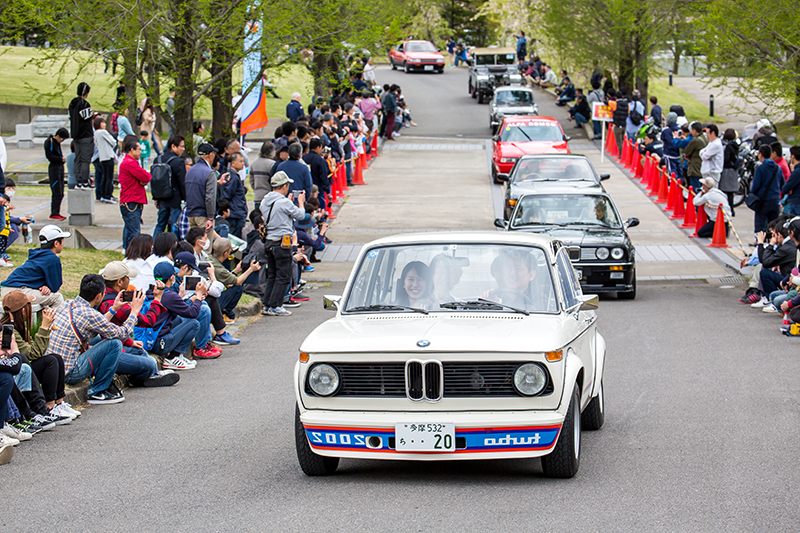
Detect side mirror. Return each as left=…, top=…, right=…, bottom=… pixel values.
left=624, top=217, right=640, bottom=229
left=496, top=173, right=509, bottom=182
left=492, top=135, right=500, bottom=142
left=579, top=294, right=599, bottom=311
left=323, top=295, right=341, bottom=310
left=600, top=173, right=611, bottom=181
left=494, top=218, right=507, bottom=229
left=563, top=135, right=571, bottom=142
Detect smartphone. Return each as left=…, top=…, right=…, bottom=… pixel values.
left=149, top=284, right=155, bottom=292
left=122, top=290, right=134, bottom=302
left=185, top=276, right=201, bottom=291
left=198, top=262, right=210, bottom=272
left=2, top=324, right=14, bottom=350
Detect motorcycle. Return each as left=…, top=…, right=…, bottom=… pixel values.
left=733, top=140, right=757, bottom=207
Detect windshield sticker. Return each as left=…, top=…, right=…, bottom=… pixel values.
left=367, top=250, right=378, bottom=259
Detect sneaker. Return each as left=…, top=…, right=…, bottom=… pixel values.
left=36, top=412, right=71, bottom=426
left=203, top=343, right=222, bottom=356
left=162, top=355, right=197, bottom=370
left=223, top=314, right=236, bottom=324
left=1, top=423, right=31, bottom=442
left=262, top=305, right=272, bottom=315
left=303, top=265, right=316, bottom=272
left=15, top=419, right=52, bottom=434
left=299, top=279, right=307, bottom=286
left=763, top=304, right=779, bottom=313
left=0, top=434, right=20, bottom=447
left=87, top=388, right=125, bottom=404
left=49, top=214, right=67, bottom=220
left=781, top=325, right=791, bottom=333
left=193, top=346, right=222, bottom=359
left=100, top=198, right=113, bottom=204
left=0, top=444, right=13, bottom=465
left=739, top=292, right=761, bottom=304
left=268, top=306, right=292, bottom=316
left=750, top=297, right=769, bottom=308
left=51, top=403, right=77, bottom=420
left=212, top=331, right=241, bottom=345
left=59, top=402, right=82, bottom=418
left=282, top=300, right=301, bottom=308
left=143, top=371, right=180, bottom=387
left=0, top=259, right=13, bottom=267
left=290, top=293, right=310, bottom=302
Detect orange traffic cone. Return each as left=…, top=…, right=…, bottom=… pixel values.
left=670, top=182, right=686, bottom=220
left=681, top=187, right=697, bottom=228
left=690, top=200, right=708, bottom=238
left=607, top=125, right=618, bottom=158
left=338, top=164, right=349, bottom=194
left=352, top=154, right=366, bottom=185
left=664, top=176, right=677, bottom=212
left=641, top=154, right=651, bottom=184
left=329, top=165, right=339, bottom=204
left=370, top=133, right=378, bottom=157
left=623, top=139, right=633, bottom=169
left=634, top=151, right=644, bottom=179
left=708, top=204, right=731, bottom=248
left=656, top=169, right=670, bottom=203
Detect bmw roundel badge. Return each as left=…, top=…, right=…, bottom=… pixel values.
left=416, top=340, right=430, bottom=348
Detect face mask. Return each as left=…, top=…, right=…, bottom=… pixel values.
left=6, top=190, right=14, bottom=198
left=202, top=239, right=211, bottom=252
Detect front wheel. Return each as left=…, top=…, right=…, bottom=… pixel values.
left=541, top=384, right=581, bottom=478
left=617, top=272, right=636, bottom=300
left=733, top=176, right=749, bottom=207
left=404, top=62, right=410, bottom=73
left=581, top=379, right=605, bottom=430
left=477, top=92, right=484, bottom=104
left=295, top=406, right=339, bottom=476
left=390, top=60, right=396, bottom=70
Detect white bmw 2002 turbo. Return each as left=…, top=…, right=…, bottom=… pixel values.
left=294, top=232, right=606, bottom=478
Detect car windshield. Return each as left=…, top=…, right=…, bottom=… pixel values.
left=511, top=195, right=622, bottom=229
left=407, top=42, right=437, bottom=53
left=500, top=124, right=563, bottom=142
left=495, top=91, right=533, bottom=105
left=344, top=243, right=558, bottom=314
left=510, top=157, right=596, bottom=183
left=475, top=53, right=516, bottom=65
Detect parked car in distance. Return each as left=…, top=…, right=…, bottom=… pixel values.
left=294, top=232, right=607, bottom=479
left=498, top=154, right=609, bottom=216
left=492, top=116, right=570, bottom=182
left=389, top=40, right=445, bottom=73
left=489, top=88, right=539, bottom=134
left=497, top=189, right=638, bottom=298
left=469, top=47, right=522, bottom=104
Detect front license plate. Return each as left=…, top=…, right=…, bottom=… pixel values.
left=575, top=268, right=583, bottom=280
left=395, top=423, right=455, bottom=452
left=424, top=65, right=433, bottom=71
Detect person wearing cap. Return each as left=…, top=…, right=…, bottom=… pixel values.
left=147, top=261, right=211, bottom=368
left=296, top=213, right=329, bottom=253
left=286, top=92, right=304, bottom=122
left=259, top=171, right=307, bottom=316
left=660, top=112, right=684, bottom=184
left=757, top=219, right=798, bottom=302
left=172, top=251, right=228, bottom=353
left=96, top=261, right=180, bottom=387
left=185, top=142, right=219, bottom=238
left=210, top=238, right=260, bottom=323
left=0, top=224, right=70, bottom=310
left=693, top=177, right=731, bottom=238
left=48, top=274, right=146, bottom=404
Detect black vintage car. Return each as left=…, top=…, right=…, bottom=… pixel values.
left=496, top=187, right=639, bottom=299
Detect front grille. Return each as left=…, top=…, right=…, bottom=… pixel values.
left=308, top=362, right=552, bottom=398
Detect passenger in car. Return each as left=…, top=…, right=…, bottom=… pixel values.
left=563, top=164, right=582, bottom=180
left=429, top=255, right=463, bottom=305
left=396, top=261, right=434, bottom=309
left=486, top=250, right=553, bottom=311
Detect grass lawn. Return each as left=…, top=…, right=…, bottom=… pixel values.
left=649, top=78, right=718, bottom=124
left=0, top=246, right=123, bottom=299
left=0, top=45, right=313, bottom=128
left=772, top=119, right=800, bottom=144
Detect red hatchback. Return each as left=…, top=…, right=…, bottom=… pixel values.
left=492, top=116, right=571, bottom=182
left=389, top=40, right=445, bottom=73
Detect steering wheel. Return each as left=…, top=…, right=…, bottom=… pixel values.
left=487, top=289, right=534, bottom=307
left=522, top=172, right=543, bottom=182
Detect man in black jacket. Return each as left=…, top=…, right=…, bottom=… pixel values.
left=302, top=138, right=330, bottom=210
left=43, top=128, right=69, bottom=220
left=68, top=82, right=94, bottom=189
left=153, top=135, right=187, bottom=236
left=612, top=95, right=628, bottom=156
left=757, top=220, right=797, bottom=296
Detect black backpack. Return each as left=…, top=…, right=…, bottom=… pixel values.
left=150, top=154, right=174, bottom=200
left=135, top=108, right=144, bottom=127
left=629, top=101, right=643, bottom=126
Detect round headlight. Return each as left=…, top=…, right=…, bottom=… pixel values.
left=611, top=247, right=624, bottom=260
left=595, top=247, right=610, bottom=260
left=513, top=363, right=547, bottom=396
left=308, top=364, right=340, bottom=396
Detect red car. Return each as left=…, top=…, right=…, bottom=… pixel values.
left=389, top=40, right=445, bottom=73
left=492, top=116, right=571, bottom=182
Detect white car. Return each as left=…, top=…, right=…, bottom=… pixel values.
left=294, top=232, right=606, bottom=478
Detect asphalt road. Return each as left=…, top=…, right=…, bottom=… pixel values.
left=7, top=66, right=800, bottom=531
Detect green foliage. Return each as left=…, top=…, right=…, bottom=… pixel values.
left=695, top=0, right=800, bottom=124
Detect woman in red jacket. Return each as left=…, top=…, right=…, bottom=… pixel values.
left=118, top=135, right=152, bottom=251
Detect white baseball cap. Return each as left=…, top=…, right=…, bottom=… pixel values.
left=38, top=224, right=71, bottom=244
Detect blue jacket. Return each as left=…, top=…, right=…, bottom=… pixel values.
left=277, top=159, right=313, bottom=199
left=752, top=159, right=782, bottom=203
left=783, top=165, right=800, bottom=205
left=516, top=36, right=527, bottom=55
left=302, top=152, right=330, bottom=193
left=221, top=170, right=248, bottom=219
left=286, top=100, right=304, bottom=122
left=661, top=124, right=680, bottom=158
left=1, top=248, right=63, bottom=291
left=184, top=158, right=216, bottom=218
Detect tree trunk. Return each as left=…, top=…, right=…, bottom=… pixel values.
left=172, top=0, right=195, bottom=149
left=312, top=49, right=338, bottom=100
left=209, top=65, right=234, bottom=141
left=120, top=48, right=138, bottom=123
left=634, top=32, right=648, bottom=104
left=794, top=81, right=800, bottom=127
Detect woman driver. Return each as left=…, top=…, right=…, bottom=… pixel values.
left=396, top=261, right=434, bottom=310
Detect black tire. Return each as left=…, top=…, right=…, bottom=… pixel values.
left=390, top=60, right=396, bottom=70
left=469, top=81, right=474, bottom=96
left=437, top=68, right=444, bottom=74
left=404, top=62, right=410, bottom=73
left=477, top=92, right=484, bottom=104
left=541, top=384, right=581, bottom=478
left=733, top=175, right=748, bottom=207
left=295, top=406, right=339, bottom=476
left=617, top=272, right=636, bottom=300
left=581, top=379, right=605, bottom=430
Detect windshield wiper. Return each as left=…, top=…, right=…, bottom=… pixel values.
left=517, top=128, right=533, bottom=142
left=439, top=299, right=529, bottom=316
left=348, top=304, right=429, bottom=315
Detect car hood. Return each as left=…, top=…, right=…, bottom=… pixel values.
left=300, top=313, right=568, bottom=354
left=509, top=226, right=627, bottom=246
left=406, top=51, right=443, bottom=60
left=498, top=142, right=569, bottom=157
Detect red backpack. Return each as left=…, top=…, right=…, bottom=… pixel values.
left=109, top=112, right=119, bottom=135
